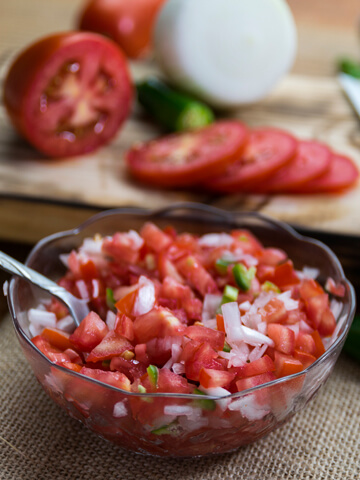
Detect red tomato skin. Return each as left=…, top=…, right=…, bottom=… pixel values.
left=86, top=330, right=133, bottom=362
left=260, top=298, right=288, bottom=324
left=69, top=311, right=109, bottom=352
left=3, top=32, right=133, bottom=158
left=274, top=352, right=304, bottom=378
left=199, top=368, right=235, bottom=389
left=126, top=121, right=249, bottom=188
left=236, top=372, right=277, bottom=392
left=232, top=355, right=276, bottom=380
left=267, top=324, right=295, bottom=355
left=184, top=325, right=225, bottom=351
left=78, top=0, right=167, bottom=59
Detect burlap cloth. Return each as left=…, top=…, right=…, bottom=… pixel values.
left=1, top=315, right=359, bottom=480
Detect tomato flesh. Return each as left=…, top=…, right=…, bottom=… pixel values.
left=126, top=121, right=249, bottom=187
left=203, top=128, right=297, bottom=193
left=4, top=32, right=132, bottom=157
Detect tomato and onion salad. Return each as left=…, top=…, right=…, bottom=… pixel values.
left=3, top=32, right=133, bottom=158
left=29, top=223, right=344, bottom=418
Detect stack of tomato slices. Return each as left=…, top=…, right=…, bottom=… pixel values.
left=30, top=223, right=342, bottom=405
left=126, top=121, right=359, bottom=193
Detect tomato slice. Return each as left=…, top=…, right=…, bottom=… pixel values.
left=252, top=141, right=332, bottom=193
left=4, top=32, right=133, bottom=158
left=293, top=153, right=359, bottom=193
left=78, top=0, right=167, bottom=59
left=125, top=120, right=249, bottom=187
left=203, top=128, right=297, bottom=193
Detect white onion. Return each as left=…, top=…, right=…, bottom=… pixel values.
left=2, top=281, right=8, bottom=296
left=57, top=315, right=75, bottom=333
left=106, top=310, right=117, bottom=330
left=330, top=299, right=343, bottom=320
left=239, top=300, right=251, bottom=312
left=249, top=344, right=268, bottom=362
left=228, top=394, right=270, bottom=421
left=287, top=323, right=300, bottom=338
left=202, top=294, right=222, bottom=323
left=29, top=323, right=43, bottom=337
left=297, top=266, right=320, bottom=280
left=75, top=280, right=89, bottom=301
left=277, top=291, right=298, bottom=311
left=164, top=405, right=202, bottom=417
left=172, top=362, right=186, bottom=375
left=28, top=309, right=57, bottom=327
left=155, top=0, right=297, bottom=108
left=249, top=292, right=274, bottom=313
left=91, top=279, right=100, bottom=299
left=80, top=237, right=104, bottom=256
left=257, top=322, right=267, bottom=335
left=199, top=386, right=232, bottom=411
left=113, top=401, right=128, bottom=418
left=133, top=276, right=155, bottom=316
left=127, top=230, right=144, bottom=250
left=198, top=233, right=234, bottom=248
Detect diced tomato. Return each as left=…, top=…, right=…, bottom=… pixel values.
left=318, top=308, right=336, bottom=337
left=311, top=330, right=326, bottom=358
left=32, top=336, right=71, bottom=364
left=114, top=313, right=134, bottom=341
left=199, top=368, right=235, bottom=388
left=62, top=362, right=83, bottom=373
left=260, top=298, right=288, bottom=324
left=176, top=255, right=219, bottom=296
left=236, top=372, right=276, bottom=392
left=86, top=331, right=133, bottom=362
left=141, top=222, right=173, bottom=252
left=216, top=314, right=225, bottom=333
left=158, top=252, right=184, bottom=282
left=102, top=231, right=143, bottom=264
left=274, top=351, right=303, bottom=378
left=231, top=229, right=264, bottom=254
left=258, top=248, right=287, bottom=266
left=267, top=324, right=295, bottom=355
left=325, top=277, right=345, bottom=297
left=299, top=279, right=324, bottom=300
left=80, top=367, right=131, bottom=391
left=69, top=311, right=109, bottom=352
left=295, top=332, right=316, bottom=355
left=63, top=348, right=83, bottom=365
left=285, top=309, right=307, bottom=325
left=304, top=293, right=328, bottom=329
left=293, top=350, right=317, bottom=369
left=184, top=325, right=225, bottom=351
left=110, top=356, right=147, bottom=382
left=233, top=355, right=275, bottom=379
left=134, top=343, right=150, bottom=365
left=41, top=327, right=73, bottom=351
left=182, top=297, right=203, bottom=321
left=115, top=288, right=138, bottom=318
left=133, top=306, right=184, bottom=343
left=184, top=342, right=223, bottom=382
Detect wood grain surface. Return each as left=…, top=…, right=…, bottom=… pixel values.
left=1, top=0, right=360, bottom=242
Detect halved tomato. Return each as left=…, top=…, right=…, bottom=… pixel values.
left=203, top=128, right=297, bottom=193
left=78, top=0, right=167, bottom=59
left=252, top=141, right=332, bottom=193
left=293, top=153, right=359, bottom=193
left=125, top=120, right=249, bottom=187
left=3, top=32, right=133, bottom=157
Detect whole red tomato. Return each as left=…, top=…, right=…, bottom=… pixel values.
left=78, top=0, right=167, bottom=59
left=3, top=32, right=133, bottom=158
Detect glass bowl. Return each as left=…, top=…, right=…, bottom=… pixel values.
left=7, top=203, right=356, bottom=457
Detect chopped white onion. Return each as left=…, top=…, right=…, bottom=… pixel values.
left=249, top=292, right=274, bottom=313
left=202, top=294, right=222, bottom=323
left=277, top=291, right=298, bottom=311
left=287, top=323, right=300, bottom=338
left=113, top=401, right=128, bottom=418
left=29, top=323, right=43, bottom=337
left=241, top=312, right=262, bottom=330
left=299, top=319, right=313, bottom=334
left=75, top=280, right=89, bottom=301
left=297, top=266, right=320, bottom=280
left=133, top=276, right=155, bottom=316
left=91, top=279, right=100, bottom=299
left=164, top=405, right=202, bottom=416
left=57, top=315, right=75, bottom=333
left=127, top=230, right=144, bottom=250
left=172, top=362, right=185, bottom=375
left=106, top=310, right=117, bottom=330
left=239, top=300, right=251, bottom=312
left=257, top=322, right=267, bottom=335
left=249, top=344, right=268, bottom=362
left=28, top=309, right=57, bottom=327
left=178, top=415, right=209, bottom=432
left=80, top=237, right=104, bottom=256
left=199, top=386, right=232, bottom=411
left=330, top=299, right=343, bottom=320
left=228, top=394, right=270, bottom=421
left=221, top=250, right=258, bottom=267
left=198, top=233, right=234, bottom=248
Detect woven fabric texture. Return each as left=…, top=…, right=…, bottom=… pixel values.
left=0, top=315, right=359, bottom=480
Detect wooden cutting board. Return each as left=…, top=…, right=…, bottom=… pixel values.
left=1, top=57, right=360, bottom=243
